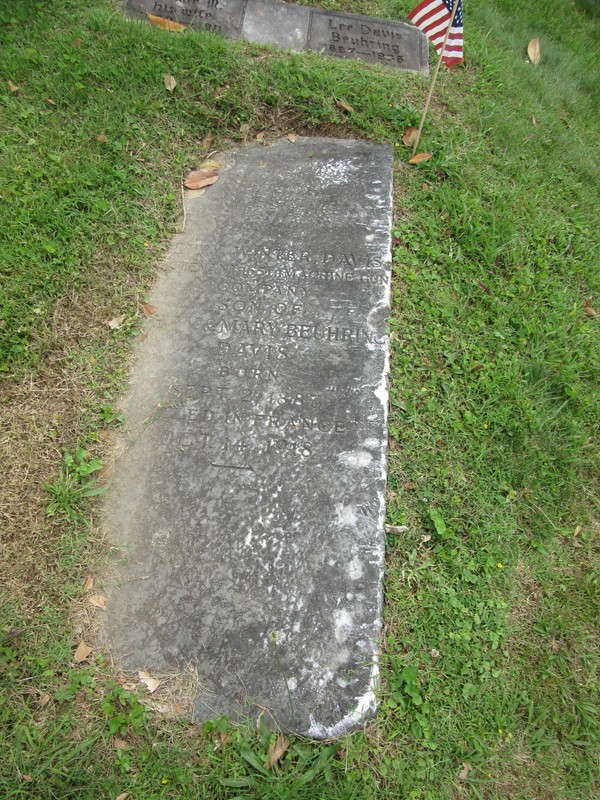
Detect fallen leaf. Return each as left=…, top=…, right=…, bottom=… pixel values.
left=98, top=429, right=110, bottom=441
left=239, top=122, right=250, bottom=136
left=45, top=98, right=56, bottom=106
left=147, top=13, right=186, bottom=31
left=408, top=152, right=432, bottom=164
left=114, top=738, right=128, bottom=749
left=74, top=641, right=93, bottom=663
left=471, top=364, right=484, bottom=372
left=107, top=314, right=126, bottom=330
left=385, top=524, right=409, bottom=534
left=163, top=73, right=177, bottom=92
left=22, top=775, right=33, bottom=783
left=475, top=277, right=492, bottom=296
left=115, top=793, right=130, bottom=800
left=89, top=594, right=107, bottom=609
left=335, top=99, right=355, bottom=113
left=39, top=693, right=51, bottom=707
left=183, top=168, right=219, bottom=190
left=83, top=575, right=94, bottom=593
left=256, top=131, right=266, bottom=141
left=430, top=648, right=440, bottom=658
left=527, top=37, right=541, bottom=64
left=219, top=731, right=232, bottom=746
left=531, top=115, right=537, bottom=126
left=458, top=762, right=472, bottom=781
left=173, top=702, right=186, bottom=715
left=402, top=126, right=419, bottom=147
left=405, top=482, right=418, bottom=490
left=97, top=134, right=109, bottom=143
left=201, top=131, right=213, bottom=150
left=421, top=182, right=430, bottom=190
left=287, top=133, right=297, bottom=143
left=140, top=302, right=157, bottom=317
left=583, top=298, right=596, bottom=316
left=8, top=80, right=19, bottom=93
left=265, top=733, right=290, bottom=768
left=199, top=158, right=221, bottom=170
left=573, top=525, right=582, bottom=537
left=138, top=671, right=161, bottom=693
left=420, top=534, right=432, bottom=544
left=73, top=38, right=82, bottom=49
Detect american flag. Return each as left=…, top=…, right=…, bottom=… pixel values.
left=408, top=0, right=464, bottom=67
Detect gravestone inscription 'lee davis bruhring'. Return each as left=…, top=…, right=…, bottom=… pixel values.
left=126, top=0, right=429, bottom=72
left=102, top=138, right=393, bottom=737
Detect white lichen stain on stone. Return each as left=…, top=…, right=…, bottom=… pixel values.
left=313, top=158, right=358, bottom=186
left=348, top=556, right=363, bottom=580
left=334, top=609, right=353, bottom=644
left=338, top=450, right=372, bottom=468
left=335, top=503, right=357, bottom=527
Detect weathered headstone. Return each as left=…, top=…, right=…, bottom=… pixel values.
left=126, top=0, right=429, bottom=72
left=102, top=137, right=392, bottom=736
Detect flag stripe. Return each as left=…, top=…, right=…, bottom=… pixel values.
left=408, top=0, right=464, bottom=67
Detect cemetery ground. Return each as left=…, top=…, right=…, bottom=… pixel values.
left=0, top=0, right=598, bottom=796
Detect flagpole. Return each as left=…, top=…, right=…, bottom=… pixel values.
left=411, top=0, right=461, bottom=158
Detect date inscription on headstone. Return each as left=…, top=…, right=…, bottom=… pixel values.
left=126, top=0, right=428, bottom=72
left=102, top=137, right=392, bottom=736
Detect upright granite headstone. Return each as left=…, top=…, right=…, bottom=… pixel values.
left=126, top=0, right=429, bottom=72
left=102, top=137, right=392, bottom=737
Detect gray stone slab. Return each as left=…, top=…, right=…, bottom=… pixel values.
left=241, top=0, right=310, bottom=50
left=125, top=0, right=428, bottom=72
left=127, top=0, right=247, bottom=38
left=308, top=9, right=429, bottom=71
left=101, top=137, right=392, bottom=737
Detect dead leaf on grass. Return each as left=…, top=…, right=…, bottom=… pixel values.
left=147, top=13, right=186, bottom=31
left=531, top=115, right=537, bottom=126
left=74, top=641, right=93, bottom=663
left=116, top=793, right=130, bottom=800
left=583, top=298, right=596, bottom=316
left=256, top=131, right=266, bottom=141
left=98, top=429, right=110, bottom=441
left=287, top=133, right=298, bottom=143
left=335, top=99, right=355, bottom=113
left=39, top=693, right=51, bottom=707
left=89, top=594, right=107, bottom=609
left=114, top=738, right=129, bottom=749
left=83, top=575, right=94, bottom=593
left=408, top=152, right=432, bottom=164
left=183, top=168, right=219, bottom=190
left=265, top=733, right=290, bottom=768
left=458, top=762, right=472, bottom=780
left=163, top=73, right=177, bottom=92
left=107, top=314, right=126, bottom=330
left=430, top=648, right=440, bottom=658
left=528, top=37, right=541, bottom=64
left=73, top=38, right=82, bottom=49
left=421, top=534, right=432, bottom=544
left=385, top=524, right=409, bottom=534
left=402, top=126, right=419, bottom=147
left=97, top=134, right=109, bottom=143
left=201, top=131, right=213, bottom=150
left=45, top=98, right=56, bottom=106
left=200, top=158, right=221, bottom=170
left=8, top=80, right=19, bottom=93
left=138, top=671, right=161, bottom=693
left=21, top=775, right=33, bottom=783
left=140, top=302, right=157, bottom=317
left=239, top=122, right=250, bottom=136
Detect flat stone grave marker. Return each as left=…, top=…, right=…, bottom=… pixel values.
left=102, top=137, right=392, bottom=737
left=126, top=0, right=428, bottom=72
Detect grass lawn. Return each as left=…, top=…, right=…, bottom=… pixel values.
left=1, top=0, right=598, bottom=797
